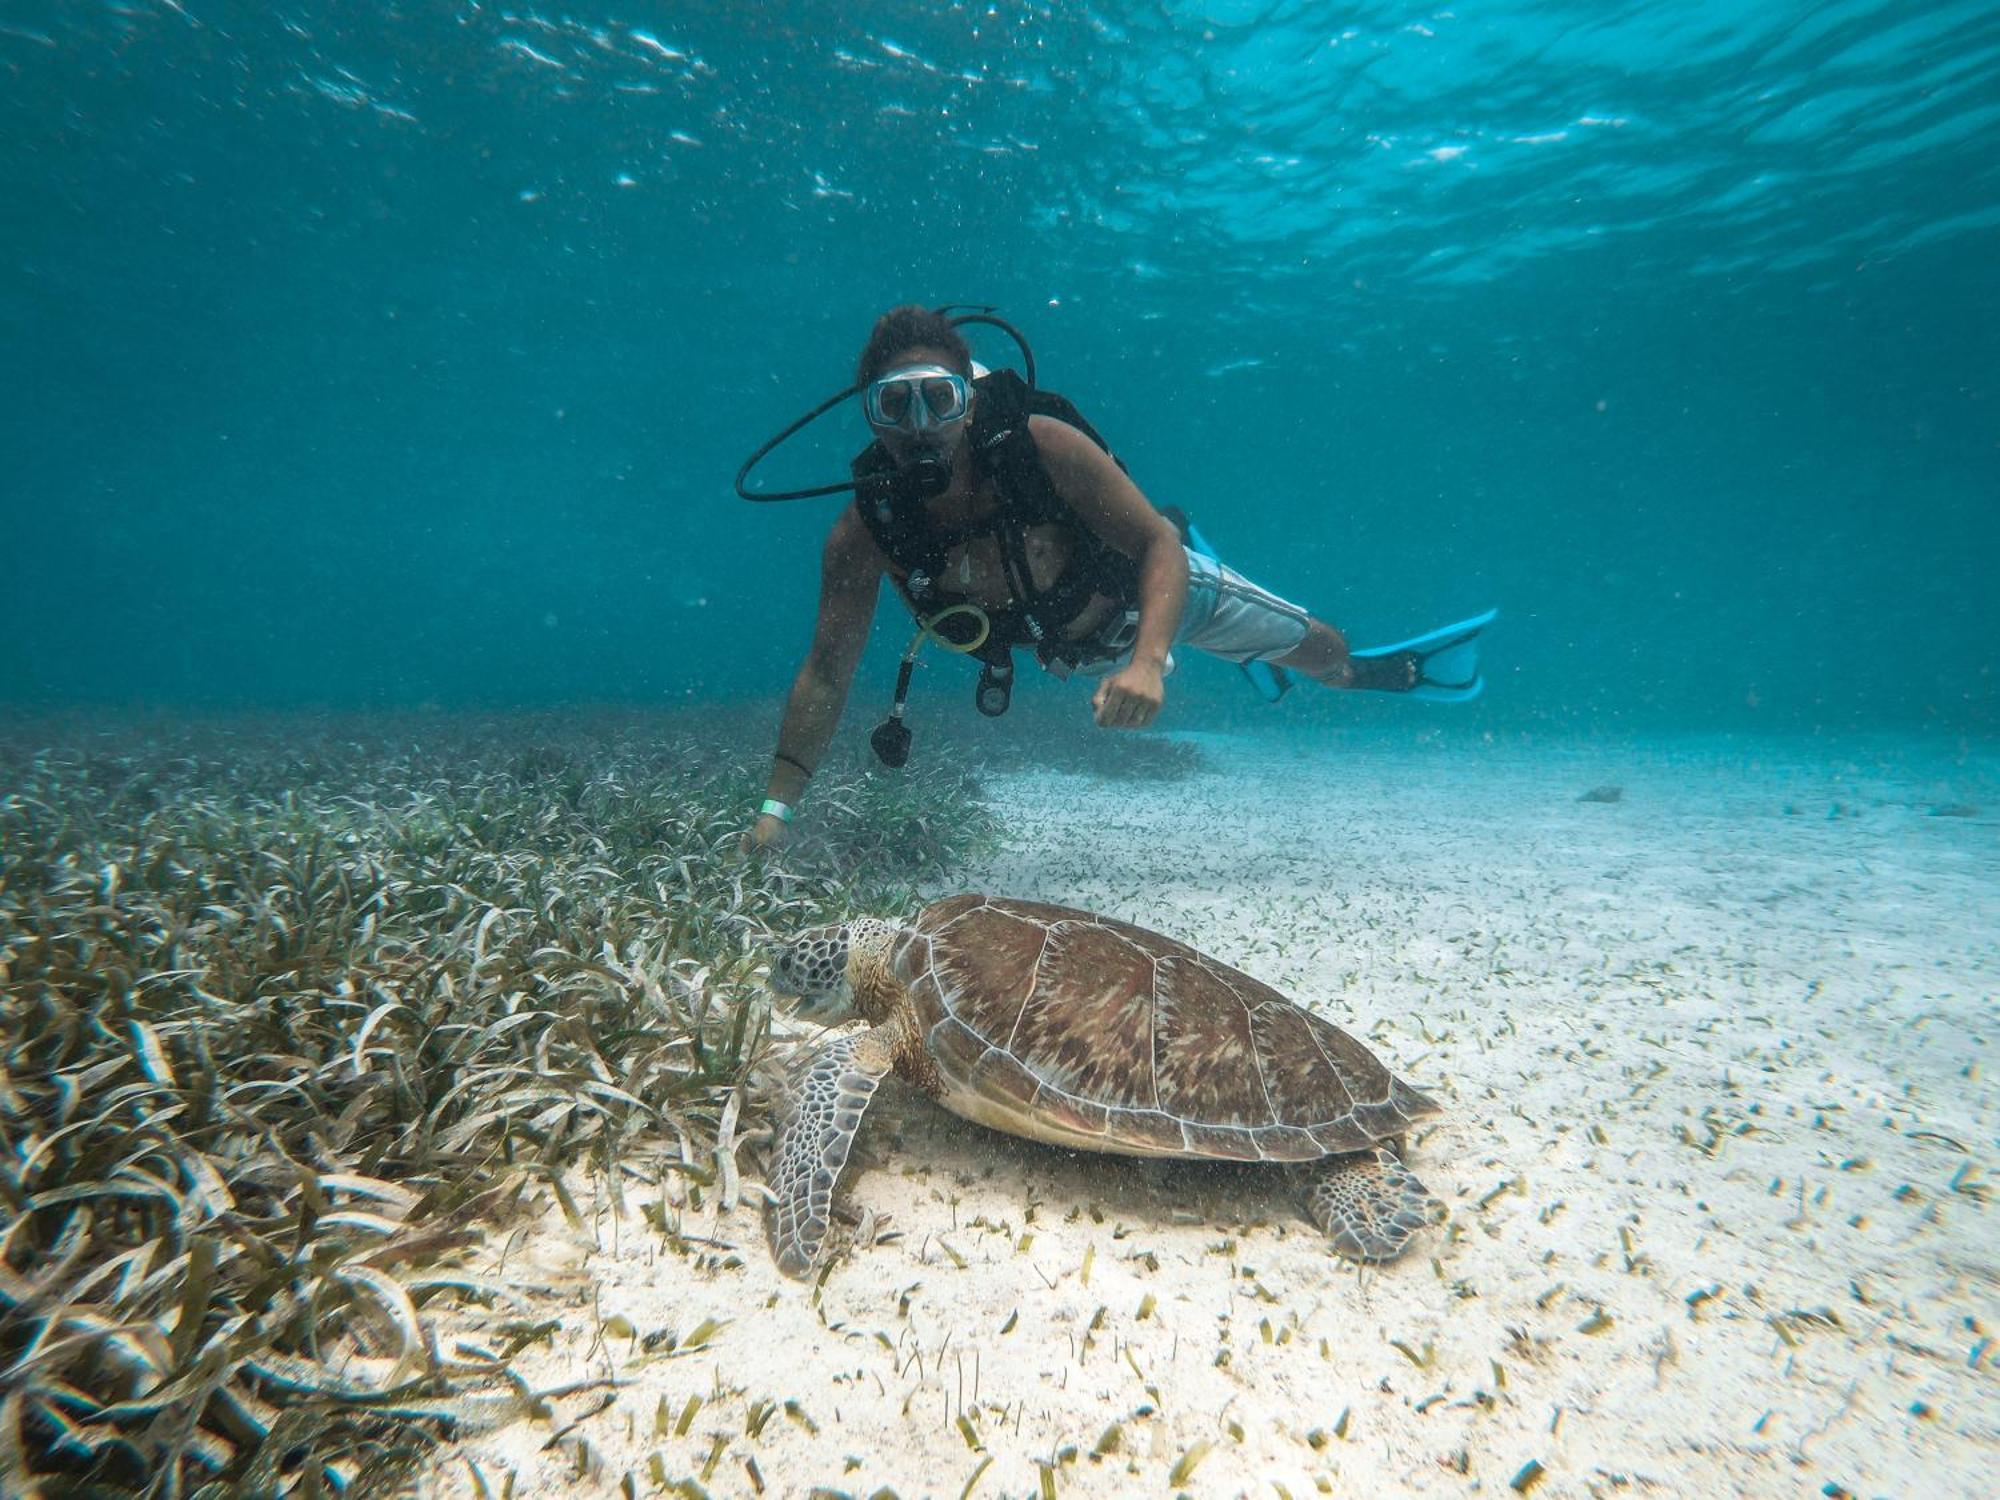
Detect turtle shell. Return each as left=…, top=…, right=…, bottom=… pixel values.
left=892, top=894, right=1439, bottom=1162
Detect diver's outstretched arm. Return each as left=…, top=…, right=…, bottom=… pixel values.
left=749, top=513, right=885, bottom=847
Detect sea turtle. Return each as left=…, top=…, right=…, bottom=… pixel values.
left=764, top=894, right=1443, bottom=1278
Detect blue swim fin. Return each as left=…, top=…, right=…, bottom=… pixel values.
left=1163, top=507, right=1294, bottom=703
left=1240, top=657, right=1293, bottom=702
left=1351, top=607, right=1498, bottom=703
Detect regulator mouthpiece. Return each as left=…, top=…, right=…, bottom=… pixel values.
left=902, top=450, right=952, bottom=500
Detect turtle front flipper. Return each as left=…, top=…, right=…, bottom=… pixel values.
left=767, top=1026, right=897, bottom=1278
left=1302, top=1148, right=1444, bottom=1263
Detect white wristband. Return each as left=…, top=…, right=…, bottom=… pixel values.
left=758, top=798, right=795, bottom=824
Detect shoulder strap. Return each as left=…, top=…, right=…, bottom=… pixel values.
left=969, top=373, right=1139, bottom=622
left=969, top=370, right=1094, bottom=527
left=1023, top=388, right=1129, bottom=476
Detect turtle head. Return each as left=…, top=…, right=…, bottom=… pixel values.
left=768, top=919, right=900, bottom=1022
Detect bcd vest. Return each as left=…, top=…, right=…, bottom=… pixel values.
left=850, top=369, right=1140, bottom=666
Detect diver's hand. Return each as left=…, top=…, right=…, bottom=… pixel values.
left=1092, top=660, right=1165, bottom=729
left=742, top=812, right=791, bottom=853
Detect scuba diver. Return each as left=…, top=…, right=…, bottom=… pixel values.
left=736, top=304, right=1495, bottom=849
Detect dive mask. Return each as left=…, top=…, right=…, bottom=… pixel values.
left=863, top=365, right=971, bottom=432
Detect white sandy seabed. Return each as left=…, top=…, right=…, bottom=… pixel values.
left=425, top=730, right=1996, bottom=1499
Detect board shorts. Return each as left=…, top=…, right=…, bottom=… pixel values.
left=1064, top=547, right=1313, bottom=677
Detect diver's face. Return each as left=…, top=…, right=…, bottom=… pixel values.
left=866, top=345, right=972, bottom=470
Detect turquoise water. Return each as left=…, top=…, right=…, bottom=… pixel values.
left=4, top=1, right=1995, bottom=733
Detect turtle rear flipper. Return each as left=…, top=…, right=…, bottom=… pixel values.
left=1302, top=1148, right=1444, bottom=1263
left=767, top=1026, right=896, bottom=1278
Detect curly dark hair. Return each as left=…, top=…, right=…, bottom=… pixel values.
left=855, top=305, right=973, bottom=385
